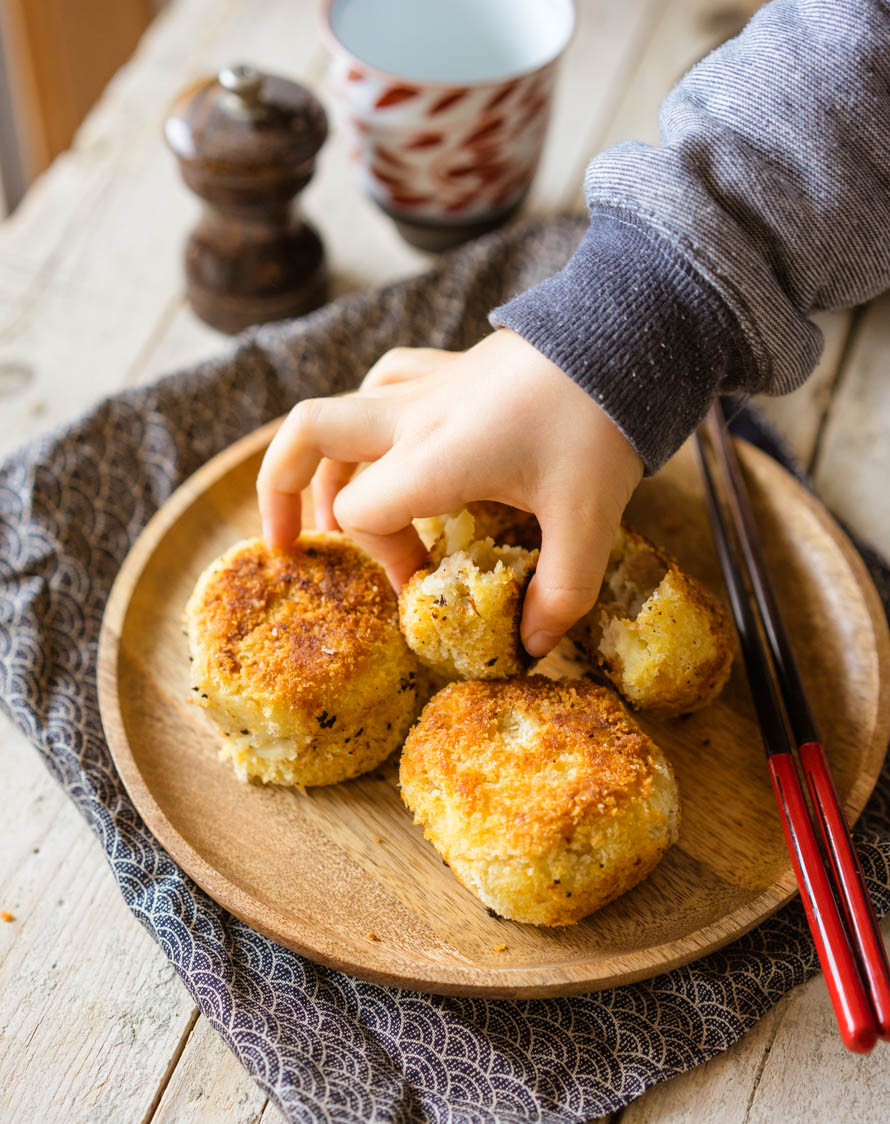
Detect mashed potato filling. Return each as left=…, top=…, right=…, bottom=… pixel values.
left=399, top=512, right=539, bottom=681
left=571, top=526, right=734, bottom=715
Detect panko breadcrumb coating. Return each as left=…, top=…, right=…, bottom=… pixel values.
left=571, top=526, right=734, bottom=715
left=399, top=510, right=539, bottom=680
left=185, top=533, right=419, bottom=786
left=400, top=676, right=680, bottom=926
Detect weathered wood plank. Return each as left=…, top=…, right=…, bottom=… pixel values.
left=129, top=299, right=225, bottom=386
left=0, top=719, right=197, bottom=1122
left=753, top=310, right=852, bottom=468
left=813, top=292, right=890, bottom=560
left=620, top=1001, right=784, bottom=1123
left=150, top=1015, right=275, bottom=1124
left=746, top=919, right=890, bottom=1123
left=0, top=717, right=70, bottom=954
left=527, top=0, right=662, bottom=212
left=0, top=0, right=326, bottom=454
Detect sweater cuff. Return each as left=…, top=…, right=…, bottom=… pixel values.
left=489, top=209, right=757, bottom=473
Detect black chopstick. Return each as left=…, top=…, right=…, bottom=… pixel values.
left=694, top=405, right=883, bottom=1053
left=704, top=400, right=890, bottom=1041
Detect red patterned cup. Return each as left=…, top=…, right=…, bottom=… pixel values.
left=321, top=0, right=575, bottom=250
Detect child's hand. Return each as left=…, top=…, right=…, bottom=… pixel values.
left=257, top=328, right=642, bottom=657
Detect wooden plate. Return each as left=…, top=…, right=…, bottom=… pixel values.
left=97, top=421, right=890, bottom=997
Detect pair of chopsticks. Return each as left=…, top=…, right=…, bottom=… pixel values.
left=695, top=399, right=890, bottom=1054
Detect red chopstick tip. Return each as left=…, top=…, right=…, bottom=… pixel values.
left=842, top=1022, right=878, bottom=1054
left=699, top=418, right=890, bottom=1053
left=798, top=740, right=890, bottom=1040
left=767, top=754, right=879, bottom=1054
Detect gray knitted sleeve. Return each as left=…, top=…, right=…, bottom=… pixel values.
left=492, top=0, right=890, bottom=471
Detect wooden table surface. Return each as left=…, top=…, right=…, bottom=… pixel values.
left=1, top=1, right=888, bottom=1120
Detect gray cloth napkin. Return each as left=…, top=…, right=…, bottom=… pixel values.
left=1, top=216, right=888, bottom=1123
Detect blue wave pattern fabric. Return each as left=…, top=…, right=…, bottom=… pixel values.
left=1, top=218, right=888, bottom=1122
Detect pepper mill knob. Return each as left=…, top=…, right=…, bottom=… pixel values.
left=218, top=63, right=264, bottom=103
left=165, top=64, right=328, bottom=334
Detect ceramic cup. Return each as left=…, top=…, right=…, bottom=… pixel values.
left=321, top=0, right=575, bottom=250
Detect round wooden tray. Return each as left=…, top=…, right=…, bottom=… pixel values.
left=97, top=421, right=890, bottom=997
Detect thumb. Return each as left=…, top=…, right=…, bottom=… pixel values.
left=521, top=504, right=618, bottom=659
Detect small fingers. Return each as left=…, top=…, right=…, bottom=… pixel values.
left=332, top=442, right=467, bottom=541
left=258, top=486, right=305, bottom=553
left=331, top=445, right=467, bottom=587
left=257, top=396, right=396, bottom=548
left=312, top=458, right=357, bottom=531
left=521, top=505, right=618, bottom=658
left=361, top=346, right=461, bottom=392
left=343, top=523, right=428, bottom=591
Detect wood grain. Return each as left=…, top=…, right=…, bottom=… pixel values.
left=814, top=291, right=890, bottom=560
left=151, top=1015, right=281, bottom=1124
left=96, top=420, right=890, bottom=998
left=4, top=0, right=890, bottom=1115
left=0, top=725, right=196, bottom=1121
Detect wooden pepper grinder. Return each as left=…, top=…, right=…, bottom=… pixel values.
left=165, top=64, right=328, bottom=334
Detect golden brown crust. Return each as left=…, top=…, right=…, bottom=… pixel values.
left=403, top=678, right=659, bottom=849
left=185, top=533, right=419, bottom=786
left=188, top=534, right=399, bottom=715
left=401, top=676, right=680, bottom=925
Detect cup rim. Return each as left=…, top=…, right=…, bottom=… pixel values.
left=319, top=0, right=576, bottom=91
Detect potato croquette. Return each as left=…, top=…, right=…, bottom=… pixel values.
left=415, top=501, right=541, bottom=551
left=399, top=510, right=539, bottom=680
left=571, top=526, right=734, bottom=715
left=400, top=676, right=680, bottom=926
left=465, top=502, right=542, bottom=550
left=185, top=533, right=420, bottom=786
